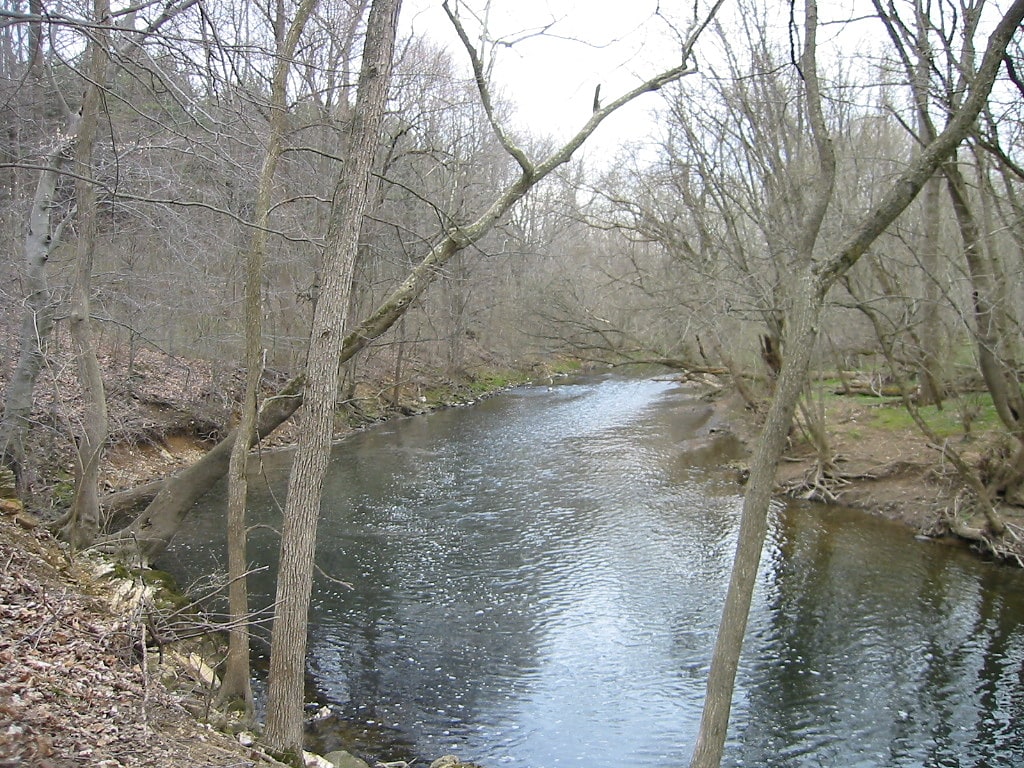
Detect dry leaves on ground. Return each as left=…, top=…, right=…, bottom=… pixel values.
left=0, top=514, right=258, bottom=768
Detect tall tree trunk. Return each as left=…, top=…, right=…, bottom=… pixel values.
left=944, top=154, right=1024, bottom=508
left=263, top=0, right=402, bottom=755
left=689, top=3, right=1024, bottom=765
left=61, top=0, right=112, bottom=549
left=218, top=0, right=320, bottom=717
left=0, top=140, right=72, bottom=488
left=690, top=2, right=835, bottom=761
left=913, top=0, right=946, bottom=407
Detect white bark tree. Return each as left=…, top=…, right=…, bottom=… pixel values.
left=62, top=0, right=113, bottom=549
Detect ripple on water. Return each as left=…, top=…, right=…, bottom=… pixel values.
left=163, top=377, right=1024, bottom=768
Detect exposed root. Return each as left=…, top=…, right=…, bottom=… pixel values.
left=780, top=458, right=854, bottom=504
left=944, top=493, right=1024, bottom=566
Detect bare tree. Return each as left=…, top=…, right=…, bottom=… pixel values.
left=1, top=0, right=201, bottom=514
left=263, top=0, right=402, bottom=754
left=218, top=0, right=321, bottom=719
left=61, top=0, right=114, bottom=549
left=690, top=3, right=1024, bottom=766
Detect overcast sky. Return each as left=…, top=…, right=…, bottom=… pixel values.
left=400, top=0, right=690, bottom=159
left=397, top=1, right=885, bottom=162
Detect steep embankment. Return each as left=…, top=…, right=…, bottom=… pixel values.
left=0, top=506, right=259, bottom=766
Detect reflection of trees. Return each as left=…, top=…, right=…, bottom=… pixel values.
left=959, top=569, right=1024, bottom=766
left=300, top=398, right=550, bottom=757
left=736, top=506, right=1024, bottom=767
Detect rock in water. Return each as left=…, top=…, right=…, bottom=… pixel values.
left=324, top=750, right=370, bottom=768
left=428, top=757, right=482, bottom=768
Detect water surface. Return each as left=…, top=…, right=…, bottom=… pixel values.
left=163, top=376, right=1024, bottom=767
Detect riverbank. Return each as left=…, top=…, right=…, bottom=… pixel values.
left=712, top=384, right=1024, bottom=564
left=0, top=505, right=268, bottom=766
left=0, top=502, right=488, bottom=768
left=1, top=352, right=552, bottom=768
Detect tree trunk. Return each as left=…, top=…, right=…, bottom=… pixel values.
left=944, top=154, right=1024, bottom=510
left=263, top=0, right=402, bottom=755
left=913, top=1, right=946, bottom=407
left=0, top=140, right=72, bottom=488
left=101, top=374, right=306, bottom=561
left=61, top=0, right=112, bottom=549
left=690, top=274, right=821, bottom=767
left=690, top=3, right=835, bottom=761
left=218, top=0, right=319, bottom=717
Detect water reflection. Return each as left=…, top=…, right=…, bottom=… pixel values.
left=738, top=505, right=1024, bottom=768
left=162, top=376, right=1024, bottom=768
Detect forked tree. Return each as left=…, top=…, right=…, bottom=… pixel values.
left=690, top=3, right=1024, bottom=766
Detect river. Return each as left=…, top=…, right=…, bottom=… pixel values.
left=161, top=376, right=1024, bottom=767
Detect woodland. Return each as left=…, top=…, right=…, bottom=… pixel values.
left=1, top=0, right=1024, bottom=766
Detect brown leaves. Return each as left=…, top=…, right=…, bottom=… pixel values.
left=0, top=518, right=256, bottom=767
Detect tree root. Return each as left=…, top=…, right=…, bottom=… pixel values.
left=944, top=492, right=1024, bottom=566
left=778, top=456, right=884, bottom=505
left=948, top=518, right=1024, bottom=566
left=780, top=458, right=857, bottom=503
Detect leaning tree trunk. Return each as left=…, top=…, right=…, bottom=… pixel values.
left=689, top=3, right=1024, bottom=765
left=691, top=274, right=822, bottom=767
left=101, top=0, right=722, bottom=561
left=102, top=374, right=306, bottom=562
left=690, top=4, right=836, bottom=762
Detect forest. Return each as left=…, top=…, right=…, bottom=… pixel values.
left=1, top=0, right=1023, bottom=766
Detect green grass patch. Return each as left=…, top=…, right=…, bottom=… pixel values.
left=867, top=391, right=1000, bottom=438
left=466, top=369, right=523, bottom=395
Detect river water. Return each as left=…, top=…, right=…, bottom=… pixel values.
left=162, top=376, right=1024, bottom=767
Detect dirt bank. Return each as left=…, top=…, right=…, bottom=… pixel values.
left=714, top=387, right=1024, bottom=564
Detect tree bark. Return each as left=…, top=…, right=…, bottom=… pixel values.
left=61, top=0, right=112, bottom=549
left=218, top=0, right=320, bottom=717
left=263, top=0, right=402, bottom=755
left=0, top=140, right=71, bottom=487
